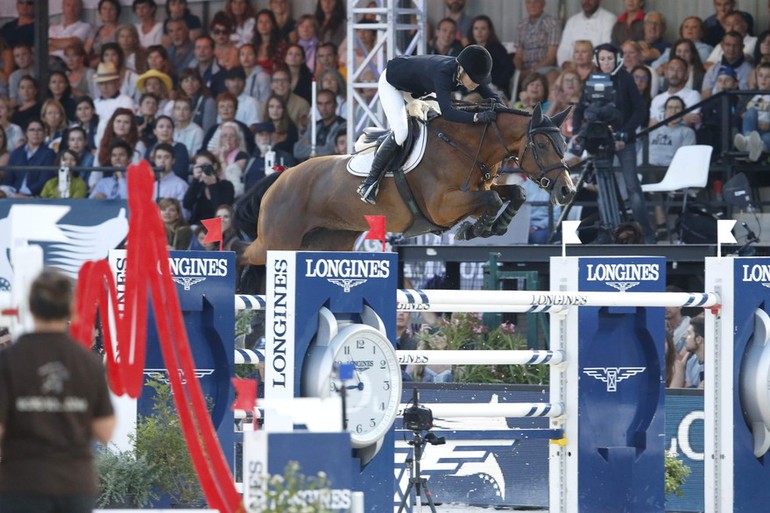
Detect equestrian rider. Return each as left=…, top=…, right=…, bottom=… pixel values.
left=357, top=45, right=502, bottom=205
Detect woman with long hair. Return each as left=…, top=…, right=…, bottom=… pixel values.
left=102, top=42, right=139, bottom=101
left=40, top=149, right=88, bottom=199
left=115, top=24, right=147, bottom=74
left=40, top=100, right=68, bottom=153
left=315, top=0, right=346, bottom=47
left=133, top=0, right=164, bottom=49
left=223, top=0, right=256, bottom=48
left=11, top=76, right=42, bottom=129
left=215, top=121, right=249, bottom=197
left=47, top=71, right=77, bottom=122
left=466, top=15, right=514, bottom=99
left=546, top=68, right=581, bottom=139
left=144, top=115, right=190, bottom=180
left=210, top=12, right=240, bottom=70
left=270, top=0, right=297, bottom=43
left=239, top=43, right=271, bottom=103
left=284, top=44, right=313, bottom=103
left=159, top=197, right=194, bottom=250
left=87, top=0, right=121, bottom=65
left=97, top=108, right=145, bottom=169
left=64, top=41, right=96, bottom=99
left=749, top=30, right=770, bottom=88
left=262, top=94, right=298, bottom=153
left=668, top=38, right=705, bottom=92
left=252, top=9, right=288, bottom=75
left=177, top=68, right=217, bottom=132
left=73, top=96, right=99, bottom=151
left=630, top=65, right=653, bottom=126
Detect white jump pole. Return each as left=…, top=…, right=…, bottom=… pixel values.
left=397, top=349, right=565, bottom=366
left=423, top=402, right=564, bottom=419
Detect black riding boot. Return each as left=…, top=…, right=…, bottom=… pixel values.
left=357, top=134, right=400, bottom=205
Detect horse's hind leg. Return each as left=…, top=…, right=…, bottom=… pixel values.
left=490, top=184, right=527, bottom=236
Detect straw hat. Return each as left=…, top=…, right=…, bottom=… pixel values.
left=94, top=61, right=121, bottom=83
left=135, top=69, right=173, bottom=93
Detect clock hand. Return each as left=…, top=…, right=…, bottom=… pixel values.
left=345, top=382, right=364, bottom=391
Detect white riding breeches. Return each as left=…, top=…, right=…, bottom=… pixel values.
left=379, top=70, right=409, bottom=146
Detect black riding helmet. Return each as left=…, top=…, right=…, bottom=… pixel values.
left=456, top=45, right=492, bottom=85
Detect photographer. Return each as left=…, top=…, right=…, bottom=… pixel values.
left=183, top=150, right=235, bottom=225
left=573, top=43, right=655, bottom=244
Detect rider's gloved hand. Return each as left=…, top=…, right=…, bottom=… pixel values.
left=474, top=110, right=497, bottom=124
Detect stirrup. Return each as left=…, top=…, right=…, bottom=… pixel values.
left=357, top=181, right=379, bottom=205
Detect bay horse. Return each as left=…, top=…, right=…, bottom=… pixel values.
left=243, top=103, right=575, bottom=266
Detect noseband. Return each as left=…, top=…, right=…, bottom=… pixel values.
left=520, top=125, right=570, bottom=191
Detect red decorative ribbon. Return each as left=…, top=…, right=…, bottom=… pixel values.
left=70, top=160, right=243, bottom=513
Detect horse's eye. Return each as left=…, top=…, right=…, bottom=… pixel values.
left=538, top=141, right=546, bottom=149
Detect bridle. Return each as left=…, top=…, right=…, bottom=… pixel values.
left=519, top=123, right=571, bottom=192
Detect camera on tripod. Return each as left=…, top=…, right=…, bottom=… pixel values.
left=404, top=389, right=434, bottom=432
left=572, top=72, right=623, bottom=157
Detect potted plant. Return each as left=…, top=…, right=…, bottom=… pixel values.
left=96, top=447, right=158, bottom=508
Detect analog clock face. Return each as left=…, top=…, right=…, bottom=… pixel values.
left=330, top=325, right=402, bottom=448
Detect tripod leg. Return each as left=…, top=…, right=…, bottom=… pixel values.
left=420, top=477, right=439, bottom=513
left=397, top=480, right=414, bottom=513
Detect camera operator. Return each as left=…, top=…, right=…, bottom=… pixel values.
left=573, top=43, right=655, bottom=244
left=183, top=150, right=236, bottom=225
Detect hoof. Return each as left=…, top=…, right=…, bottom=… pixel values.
left=455, top=221, right=476, bottom=241
left=492, top=223, right=508, bottom=237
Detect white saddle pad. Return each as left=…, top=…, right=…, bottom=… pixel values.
left=346, top=122, right=429, bottom=177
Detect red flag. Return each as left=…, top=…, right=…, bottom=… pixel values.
left=364, top=215, right=387, bottom=252
left=231, top=378, right=258, bottom=412
left=201, top=217, right=223, bottom=250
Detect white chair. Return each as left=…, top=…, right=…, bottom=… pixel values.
left=641, top=145, right=713, bottom=242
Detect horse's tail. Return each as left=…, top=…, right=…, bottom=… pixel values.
left=234, top=172, right=283, bottom=240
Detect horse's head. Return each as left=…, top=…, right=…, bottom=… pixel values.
left=519, top=103, right=576, bottom=206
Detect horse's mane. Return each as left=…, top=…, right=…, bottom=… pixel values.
left=452, top=99, right=530, bottom=117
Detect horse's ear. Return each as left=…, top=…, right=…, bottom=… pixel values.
left=531, top=103, right=543, bottom=127
left=550, top=105, right=573, bottom=128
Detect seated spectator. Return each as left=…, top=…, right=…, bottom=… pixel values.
left=556, top=0, right=615, bottom=67
left=61, top=126, right=95, bottom=170
left=11, top=76, right=42, bottom=129
left=172, top=96, right=204, bottom=158
left=677, top=314, right=705, bottom=388
left=396, top=311, right=417, bottom=381
left=622, top=40, right=661, bottom=96
left=270, top=0, right=297, bottom=43
left=253, top=10, right=289, bottom=75
left=177, top=68, right=217, bottom=133
left=571, top=40, right=596, bottom=82
left=190, top=224, right=216, bottom=250
left=40, top=149, right=88, bottom=199
left=0, top=119, right=56, bottom=198
left=8, top=44, right=34, bottom=109
left=151, top=142, right=189, bottom=206
left=216, top=204, right=243, bottom=251
left=631, top=65, right=653, bottom=125
left=315, top=42, right=344, bottom=79
left=285, top=44, right=313, bottom=104
left=145, top=46, right=176, bottom=84
left=269, top=67, right=310, bottom=131
left=47, top=72, right=77, bottom=123
left=48, top=0, right=93, bottom=60
left=89, top=139, right=131, bottom=200
left=189, top=35, right=226, bottom=96
left=183, top=151, right=235, bottom=225
left=514, top=0, right=560, bottom=86
left=412, top=327, right=452, bottom=383
left=101, top=43, right=139, bottom=102
left=545, top=68, right=581, bottom=139
left=316, top=0, right=346, bottom=47
left=202, top=92, right=256, bottom=156
left=429, top=18, right=462, bottom=57
left=641, top=12, right=670, bottom=63
left=87, top=0, right=121, bottom=65
left=64, top=41, right=96, bottom=99
left=263, top=94, right=298, bottom=154
left=749, top=30, right=770, bottom=88
left=0, top=129, right=9, bottom=170
left=96, top=108, right=146, bottom=180
left=133, top=0, right=164, bottom=49
left=649, top=57, right=702, bottom=126
left=159, top=197, right=193, bottom=250
left=239, top=44, right=271, bottom=104
left=734, top=62, right=770, bottom=162
left=223, top=66, right=261, bottom=131
left=652, top=16, right=713, bottom=70
left=293, top=89, right=345, bottom=161
left=701, top=31, right=753, bottom=98
left=696, top=65, right=740, bottom=155
left=334, top=130, right=346, bottom=155
left=0, top=96, right=24, bottom=152
left=317, top=68, right=347, bottom=118
left=93, top=61, right=136, bottom=146
left=662, top=39, right=707, bottom=92
left=163, top=0, right=203, bottom=46
left=466, top=15, right=514, bottom=99
left=705, top=11, right=756, bottom=66
left=214, top=122, right=250, bottom=197
left=296, top=14, right=320, bottom=72
left=145, top=115, right=190, bottom=180
left=642, top=96, right=696, bottom=167
left=703, top=0, right=754, bottom=47
left=611, top=0, right=644, bottom=47
left=41, top=100, right=68, bottom=153
left=513, top=73, right=550, bottom=113
left=222, top=0, right=256, bottom=48
left=73, top=96, right=99, bottom=151
left=166, top=18, right=195, bottom=76
left=136, top=68, right=174, bottom=114
left=0, top=2, right=34, bottom=82
left=244, top=121, right=297, bottom=190
left=115, top=24, right=147, bottom=74
left=136, top=93, right=159, bottom=147
left=210, top=12, right=240, bottom=71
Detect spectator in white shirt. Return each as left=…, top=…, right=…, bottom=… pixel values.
left=152, top=142, right=190, bottom=211
left=222, top=66, right=261, bottom=131
left=557, top=0, right=616, bottom=66
left=49, top=0, right=94, bottom=60
left=649, top=56, right=702, bottom=126
left=93, top=61, right=136, bottom=149
left=133, top=0, right=164, bottom=49
left=173, top=96, right=204, bottom=157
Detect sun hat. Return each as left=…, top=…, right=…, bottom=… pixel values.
left=135, top=69, right=174, bottom=93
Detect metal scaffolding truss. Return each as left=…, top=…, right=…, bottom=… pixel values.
left=345, top=0, right=427, bottom=151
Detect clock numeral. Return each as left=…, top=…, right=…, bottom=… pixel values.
left=373, top=345, right=377, bottom=354
left=380, top=359, right=387, bottom=369
left=343, top=346, right=350, bottom=355
left=379, top=401, right=385, bottom=410
left=383, top=380, right=390, bottom=390
left=331, top=381, right=339, bottom=392
left=370, top=418, right=376, bottom=427
left=356, top=424, right=363, bottom=433
left=356, top=339, right=365, bottom=349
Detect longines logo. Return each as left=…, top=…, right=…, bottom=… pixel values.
left=742, top=264, right=770, bottom=287
left=586, top=263, right=660, bottom=292
left=144, top=368, right=215, bottom=385
left=353, top=360, right=374, bottom=372
left=172, top=276, right=206, bottom=290
left=328, top=278, right=366, bottom=293
left=582, top=366, right=646, bottom=392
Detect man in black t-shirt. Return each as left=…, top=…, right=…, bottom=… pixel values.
left=0, top=269, right=115, bottom=513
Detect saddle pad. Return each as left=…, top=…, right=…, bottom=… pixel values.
left=346, top=122, right=428, bottom=177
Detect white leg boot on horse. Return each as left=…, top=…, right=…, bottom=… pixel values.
left=357, top=133, right=401, bottom=205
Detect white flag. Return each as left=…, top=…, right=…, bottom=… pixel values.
left=717, top=220, right=737, bottom=244
left=562, top=220, right=582, bottom=244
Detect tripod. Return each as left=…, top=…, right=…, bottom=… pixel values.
left=397, top=431, right=439, bottom=513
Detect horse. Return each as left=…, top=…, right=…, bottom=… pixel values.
left=243, top=103, right=575, bottom=266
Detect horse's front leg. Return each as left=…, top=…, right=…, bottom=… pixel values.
left=490, top=184, right=527, bottom=236
left=444, top=190, right=503, bottom=241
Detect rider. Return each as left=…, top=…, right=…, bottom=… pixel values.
left=357, top=45, right=502, bottom=205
